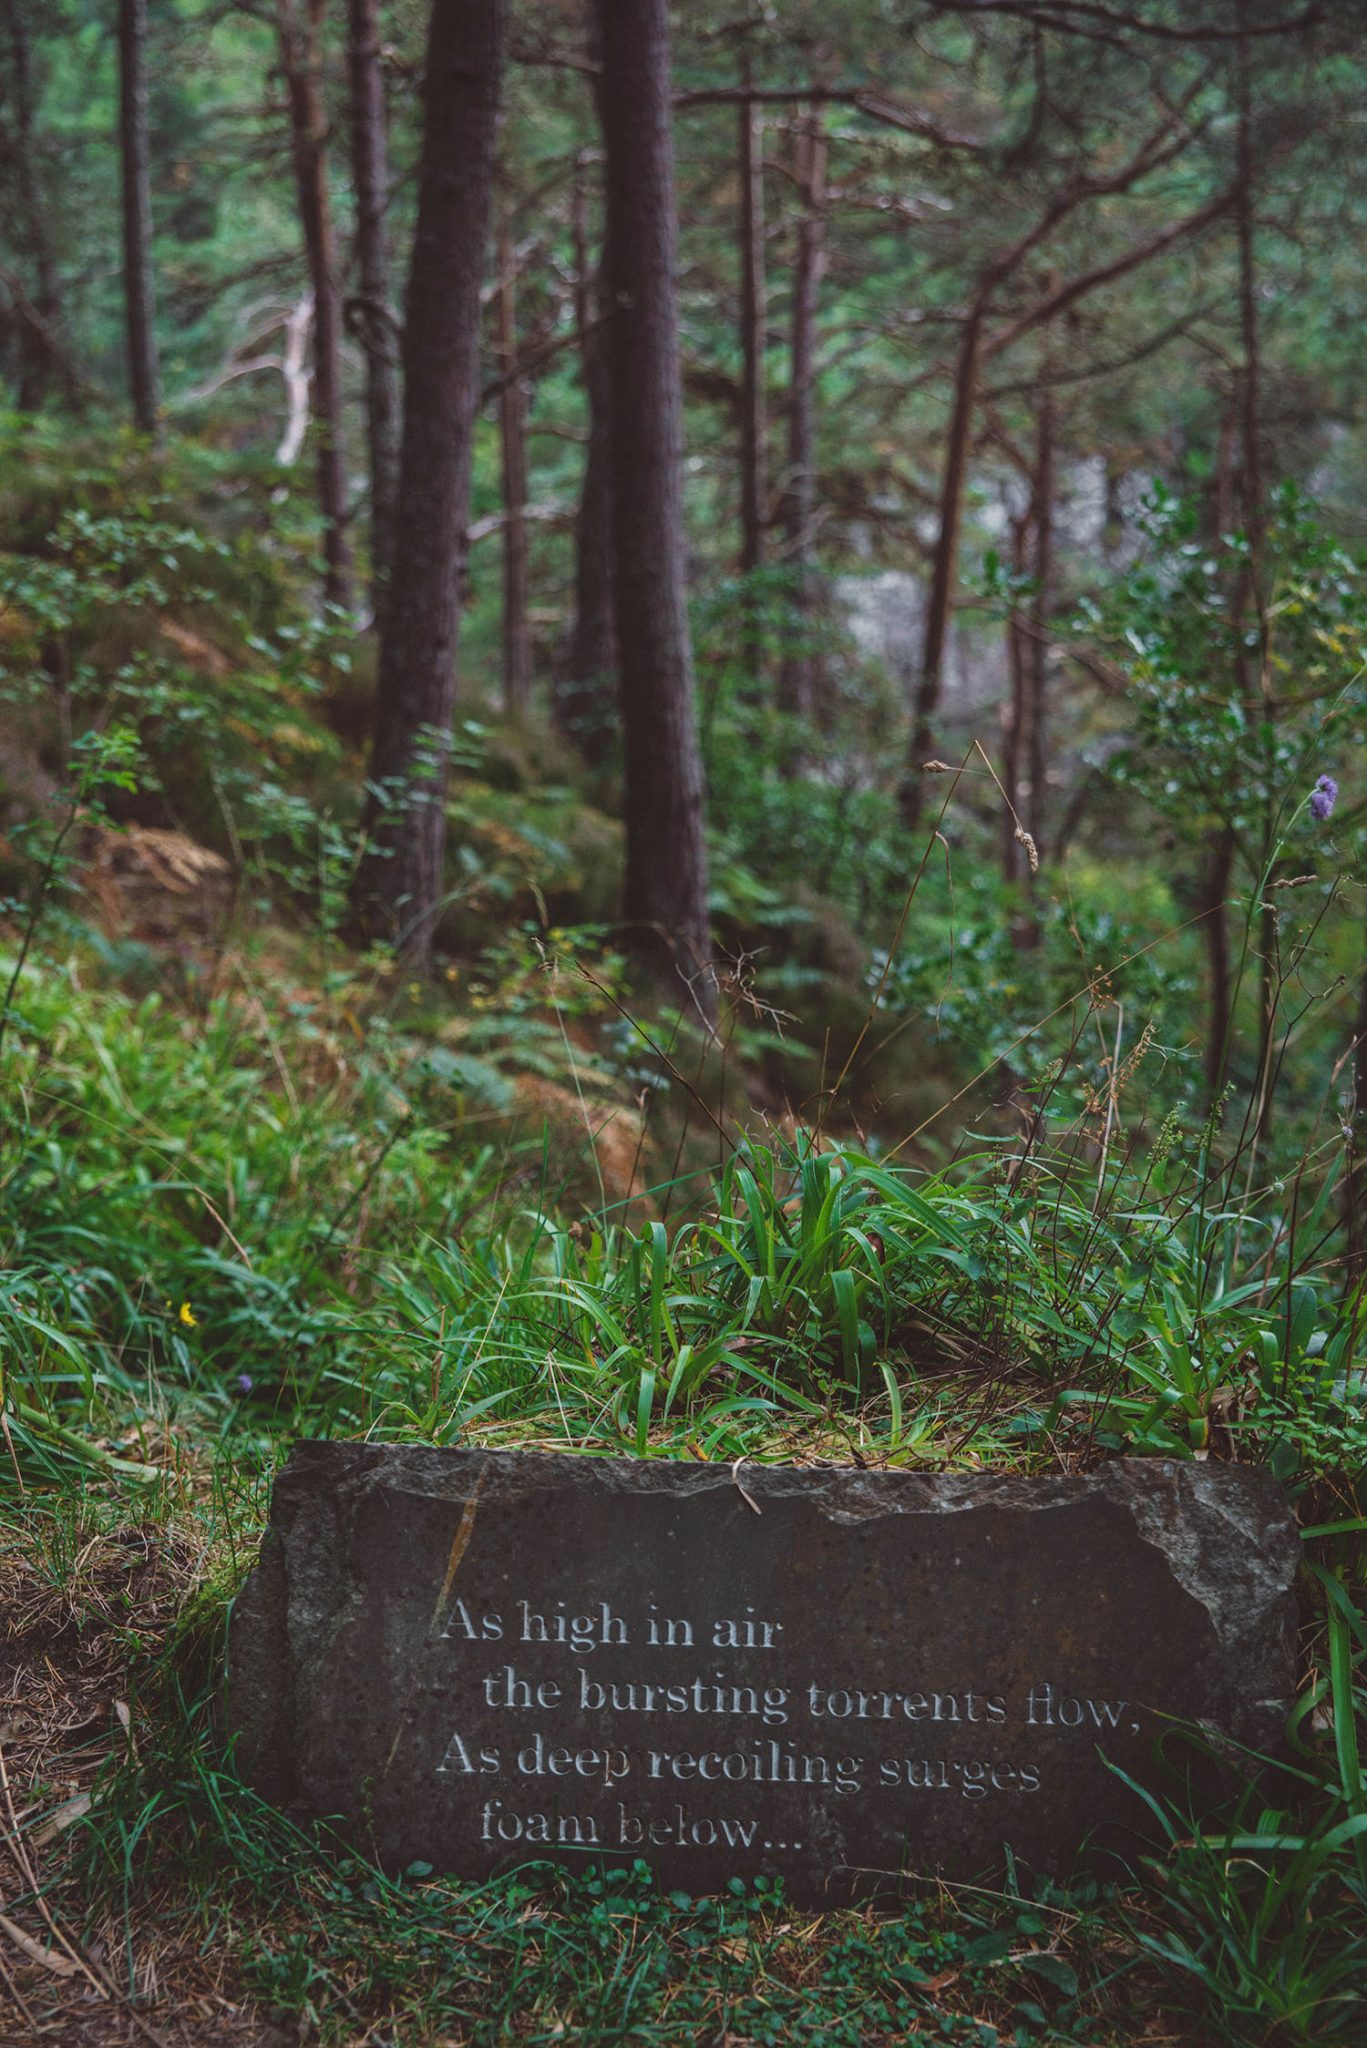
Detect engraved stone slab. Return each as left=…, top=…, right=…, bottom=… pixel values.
left=228, top=1445, right=1298, bottom=1904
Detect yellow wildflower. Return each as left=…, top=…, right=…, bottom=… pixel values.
left=179, top=1302, right=198, bottom=1328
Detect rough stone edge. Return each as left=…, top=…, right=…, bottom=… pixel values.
left=1120, top=1462, right=1300, bottom=1752
left=266, top=1437, right=1297, bottom=1532
left=226, top=1522, right=292, bottom=1801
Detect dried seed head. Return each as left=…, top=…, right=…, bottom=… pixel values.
left=1014, top=825, right=1040, bottom=873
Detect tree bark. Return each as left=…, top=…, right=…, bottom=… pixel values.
left=3, top=0, right=60, bottom=410
left=737, top=57, right=767, bottom=676
left=559, top=172, right=618, bottom=762
left=1212, top=386, right=1238, bottom=542
left=278, top=0, right=352, bottom=614
left=594, top=0, right=714, bottom=1021
left=1235, top=0, right=1265, bottom=582
left=1202, top=827, right=1236, bottom=1102
left=1025, top=371, right=1056, bottom=859
left=496, top=209, right=532, bottom=717
left=345, top=0, right=399, bottom=605
left=1233, top=0, right=1276, bottom=1146
left=117, top=0, right=159, bottom=435
left=902, top=302, right=983, bottom=829
left=1001, top=500, right=1030, bottom=885
left=351, top=0, right=502, bottom=962
left=777, top=105, right=826, bottom=722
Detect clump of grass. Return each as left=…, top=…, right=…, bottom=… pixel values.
left=0, top=945, right=541, bottom=1486
left=1097, top=1509, right=1367, bottom=2047
left=361, top=1126, right=1366, bottom=1484
left=6, top=944, right=1364, bottom=1495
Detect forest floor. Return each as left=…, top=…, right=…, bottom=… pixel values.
left=1, top=1451, right=1209, bottom=2048
left=0, top=535, right=1362, bottom=2043
left=2, top=835, right=1364, bottom=2046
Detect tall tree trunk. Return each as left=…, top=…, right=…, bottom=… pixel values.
left=594, top=0, right=713, bottom=1021
left=777, top=105, right=826, bottom=722
left=117, top=0, right=158, bottom=435
left=1235, top=4, right=1264, bottom=586
left=351, top=0, right=502, bottom=961
left=1025, top=371, right=1056, bottom=859
left=279, top=0, right=352, bottom=614
left=1232, top=0, right=1275, bottom=1141
left=4, top=0, right=60, bottom=410
left=560, top=173, right=618, bottom=762
left=496, top=209, right=532, bottom=717
left=737, top=57, right=767, bottom=678
left=1001, top=501, right=1030, bottom=885
left=1212, top=386, right=1238, bottom=542
left=902, top=302, right=984, bottom=829
left=345, top=0, right=399, bottom=605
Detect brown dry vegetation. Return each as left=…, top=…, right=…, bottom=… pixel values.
left=0, top=1515, right=285, bottom=2047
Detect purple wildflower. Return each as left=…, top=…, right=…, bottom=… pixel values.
left=1309, top=774, right=1338, bottom=823
left=235, top=1373, right=254, bottom=1396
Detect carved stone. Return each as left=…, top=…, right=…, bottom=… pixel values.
left=229, top=1446, right=1298, bottom=1902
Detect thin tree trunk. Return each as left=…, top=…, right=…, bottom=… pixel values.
left=902, top=302, right=984, bottom=829
left=1235, top=2, right=1264, bottom=583
left=777, top=105, right=826, bottom=722
left=117, top=0, right=158, bottom=435
left=496, top=209, right=532, bottom=717
left=1103, top=459, right=1124, bottom=560
left=4, top=0, right=60, bottom=410
left=345, top=0, right=399, bottom=604
left=560, top=174, right=618, bottom=761
left=594, top=0, right=713, bottom=1022
left=351, top=0, right=502, bottom=961
left=899, top=128, right=1228, bottom=833
left=1203, top=827, right=1236, bottom=1102
left=1001, top=502, right=1030, bottom=885
left=1025, top=371, right=1056, bottom=860
left=279, top=0, right=353, bottom=614
left=1212, top=386, right=1238, bottom=541
left=737, top=57, right=767, bottom=678
left=1233, top=0, right=1274, bottom=1141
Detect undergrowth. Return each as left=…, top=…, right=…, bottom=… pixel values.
left=0, top=472, right=1364, bottom=2044
left=1, top=932, right=1364, bottom=2044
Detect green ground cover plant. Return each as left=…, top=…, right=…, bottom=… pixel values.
left=1, top=915, right=1364, bottom=2043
